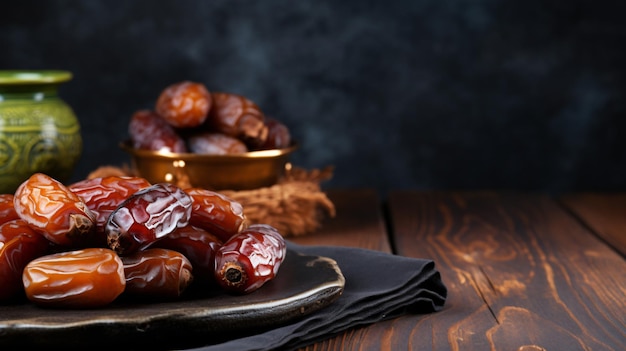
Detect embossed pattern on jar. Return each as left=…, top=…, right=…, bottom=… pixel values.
left=0, top=70, right=82, bottom=194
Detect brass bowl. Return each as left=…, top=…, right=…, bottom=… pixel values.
left=120, top=141, right=298, bottom=191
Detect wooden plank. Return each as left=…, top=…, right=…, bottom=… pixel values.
left=290, top=188, right=393, bottom=351
left=558, top=193, right=626, bottom=257
left=387, top=191, right=626, bottom=351
left=289, top=188, right=392, bottom=253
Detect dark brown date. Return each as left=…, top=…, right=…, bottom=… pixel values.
left=214, top=224, right=286, bottom=294
left=0, top=194, right=19, bottom=226
left=152, top=225, right=222, bottom=286
left=187, top=132, right=248, bottom=155
left=69, top=176, right=152, bottom=243
left=0, top=219, right=50, bottom=300
left=185, top=187, right=247, bottom=242
left=207, top=92, right=268, bottom=149
left=121, top=248, right=193, bottom=299
left=106, top=183, right=193, bottom=256
left=258, top=117, right=291, bottom=150
left=155, top=81, right=212, bottom=128
left=129, top=109, right=188, bottom=153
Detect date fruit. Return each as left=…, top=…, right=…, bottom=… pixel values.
left=187, top=132, right=248, bottom=155
left=121, top=248, right=193, bottom=299
left=13, top=173, right=96, bottom=247
left=129, top=109, right=188, bottom=153
left=156, top=81, right=212, bottom=128
left=258, top=117, right=291, bottom=150
left=185, top=187, right=247, bottom=242
left=106, top=183, right=193, bottom=255
left=208, top=92, right=268, bottom=149
left=22, top=248, right=126, bottom=308
left=0, top=219, right=50, bottom=300
left=69, top=176, right=152, bottom=237
left=0, top=194, right=19, bottom=226
left=152, top=225, right=222, bottom=286
left=214, top=224, right=286, bottom=294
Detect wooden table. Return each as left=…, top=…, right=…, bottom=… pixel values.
left=290, top=189, right=626, bottom=351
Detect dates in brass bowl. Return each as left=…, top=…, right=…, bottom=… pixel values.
left=120, top=140, right=298, bottom=191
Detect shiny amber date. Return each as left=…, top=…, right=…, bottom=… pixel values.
left=13, top=173, right=96, bottom=247
left=0, top=219, right=50, bottom=300
left=121, top=248, right=193, bottom=300
left=106, top=183, right=193, bottom=255
left=155, top=81, right=212, bottom=128
left=185, top=187, right=247, bottom=242
left=214, top=224, right=286, bottom=294
left=22, top=248, right=126, bottom=308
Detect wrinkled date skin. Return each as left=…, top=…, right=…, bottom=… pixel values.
left=129, top=109, right=188, bottom=153
left=258, top=117, right=292, bottom=150
left=155, top=81, right=212, bottom=128
left=69, top=176, right=152, bottom=239
left=152, top=225, right=222, bottom=286
left=214, top=224, right=286, bottom=294
left=208, top=92, right=268, bottom=149
left=0, top=194, right=19, bottom=226
left=187, top=132, right=249, bottom=155
left=106, top=183, right=193, bottom=256
left=0, top=219, right=50, bottom=301
left=13, top=173, right=96, bottom=247
left=185, top=187, right=247, bottom=242
left=22, top=248, right=126, bottom=308
left=121, top=248, right=193, bottom=300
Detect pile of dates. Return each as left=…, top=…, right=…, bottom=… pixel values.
left=0, top=173, right=286, bottom=308
left=130, top=80, right=292, bottom=155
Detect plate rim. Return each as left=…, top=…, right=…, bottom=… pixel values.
left=0, top=249, right=345, bottom=348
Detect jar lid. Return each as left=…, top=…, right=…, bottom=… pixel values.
left=0, top=70, right=73, bottom=85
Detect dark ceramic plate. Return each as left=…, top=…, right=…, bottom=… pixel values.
left=0, top=250, right=345, bottom=350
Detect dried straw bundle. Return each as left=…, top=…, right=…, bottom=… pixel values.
left=221, top=165, right=335, bottom=237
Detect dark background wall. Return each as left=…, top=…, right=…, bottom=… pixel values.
left=2, top=0, right=625, bottom=195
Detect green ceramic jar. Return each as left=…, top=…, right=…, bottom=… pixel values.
left=0, top=70, right=82, bottom=194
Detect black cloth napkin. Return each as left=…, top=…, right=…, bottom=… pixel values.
left=189, top=241, right=447, bottom=351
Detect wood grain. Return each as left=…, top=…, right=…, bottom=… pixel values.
left=291, top=188, right=393, bottom=351
left=387, top=191, right=626, bottom=351
left=558, top=193, right=626, bottom=257
left=289, top=188, right=392, bottom=253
